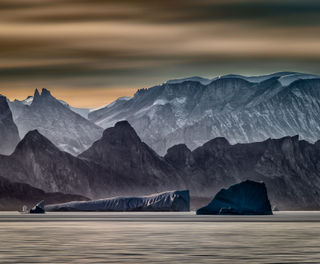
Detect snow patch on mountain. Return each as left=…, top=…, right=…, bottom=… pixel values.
left=22, top=96, right=34, bottom=105
left=278, top=73, right=318, bottom=86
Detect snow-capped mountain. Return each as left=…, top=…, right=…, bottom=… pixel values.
left=89, top=72, right=320, bottom=155
left=0, top=95, right=20, bottom=155
left=9, top=88, right=103, bottom=155
left=16, top=94, right=91, bottom=119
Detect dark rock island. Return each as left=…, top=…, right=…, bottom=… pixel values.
left=196, top=180, right=273, bottom=215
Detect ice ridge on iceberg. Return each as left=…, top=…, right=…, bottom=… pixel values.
left=45, top=190, right=190, bottom=212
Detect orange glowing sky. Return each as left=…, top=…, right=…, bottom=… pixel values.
left=1, top=0, right=320, bottom=107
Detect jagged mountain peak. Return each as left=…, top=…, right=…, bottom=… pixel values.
left=33, top=88, right=51, bottom=97
left=0, top=94, right=20, bottom=155
left=14, top=129, right=59, bottom=154
left=22, top=129, right=46, bottom=142
left=11, top=90, right=91, bottom=119
left=34, top=88, right=40, bottom=98
left=79, top=121, right=147, bottom=164
left=0, top=95, right=9, bottom=109
left=78, top=120, right=184, bottom=196
left=41, top=88, right=51, bottom=96
left=80, top=121, right=167, bottom=169
left=0, top=95, right=12, bottom=107
left=114, top=120, right=133, bottom=129
left=9, top=88, right=103, bottom=155
left=101, top=120, right=141, bottom=145
left=32, top=88, right=57, bottom=105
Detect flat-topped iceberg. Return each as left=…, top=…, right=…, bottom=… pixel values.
left=197, top=180, right=272, bottom=215
left=45, top=190, right=190, bottom=212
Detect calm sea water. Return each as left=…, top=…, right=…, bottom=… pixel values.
left=0, top=212, right=320, bottom=263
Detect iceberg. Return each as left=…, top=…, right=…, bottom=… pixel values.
left=45, top=190, right=190, bottom=212
left=196, top=180, right=272, bottom=215
left=29, top=200, right=45, bottom=214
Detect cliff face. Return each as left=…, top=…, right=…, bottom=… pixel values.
left=0, top=95, right=20, bottom=155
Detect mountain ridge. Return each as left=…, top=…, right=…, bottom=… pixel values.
left=0, top=175, right=88, bottom=211
left=88, top=72, right=320, bottom=155
left=1, top=120, right=320, bottom=209
left=164, top=134, right=320, bottom=209
left=9, top=88, right=103, bottom=155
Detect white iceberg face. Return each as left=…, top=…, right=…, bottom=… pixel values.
left=45, top=190, right=190, bottom=212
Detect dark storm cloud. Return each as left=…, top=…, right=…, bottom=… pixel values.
left=0, top=0, right=320, bottom=107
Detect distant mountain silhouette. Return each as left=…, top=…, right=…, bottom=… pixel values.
left=0, top=176, right=88, bottom=211
left=0, top=129, right=102, bottom=196
left=165, top=135, right=320, bottom=209
left=0, top=123, right=184, bottom=200
left=79, top=120, right=184, bottom=194
left=1, top=121, right=320, bottom=209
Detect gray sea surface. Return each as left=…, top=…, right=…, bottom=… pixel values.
left=0, top=211, right=320, bottom=263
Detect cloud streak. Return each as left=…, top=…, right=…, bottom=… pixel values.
left=0, top=0, right=320, bottom=107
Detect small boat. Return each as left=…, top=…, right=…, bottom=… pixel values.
left=19, top=205, right=29, bottom=214
left=18, top=201, right=45, bottom=214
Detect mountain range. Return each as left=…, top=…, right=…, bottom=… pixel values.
left=0, top=120, right=320, bottom=210
left=3, top=71, right=320, bottom=156
left=0, top=122, right=185, bottom=201
left=89, top=71, right=320, bottom=155
left=8, top=88, right=103, bottom=155
left=1, top=71, right=320, bottom=210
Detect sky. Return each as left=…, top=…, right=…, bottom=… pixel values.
left=1, top=0, right=320, bottom=107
